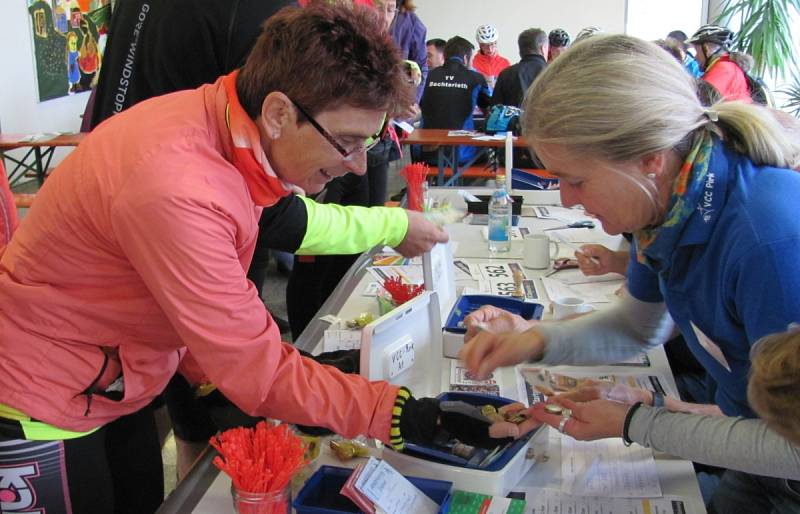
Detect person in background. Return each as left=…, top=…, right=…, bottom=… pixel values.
left=548, top=28, right=570, bottom=61
left=460, top=34, right=800, bottom=512
left=572, top=25, right=603, bottom=44
left=419, top=36, right=491, bottom=164
left=666, top=29, right=702, bottom=78
left=90, top=0, right=295, bottom=127
left=654, top=38, right=685, bottom=64
left=688, top=24, right=751, bottom=103
left=426, top=37, right=446, bottom=70
left=284, top=0, right=421, bottom=339
left=492, top=28, right=548, bottom=108
left=390, top=0, right=428, bottom=102
left=0, top=162, right=17, bottom=249
left=0, top=7, right=482, bottom=513
left=472, top=24, right=511, bottom=92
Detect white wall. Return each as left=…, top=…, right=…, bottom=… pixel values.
left=415, top=0, right=626, bottom=62
left=0, top=2, right=89, bottom=166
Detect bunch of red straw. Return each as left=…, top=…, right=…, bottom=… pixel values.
left=383, top=276, right=425, bottom=305
left=400, top=162, right=429, bottom=211
left=211, top=421, right=307, bottom=496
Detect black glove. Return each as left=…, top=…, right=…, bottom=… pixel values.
left=299, top=348, right=360, bottom=374
left=399, top=397, right=506, bottom=449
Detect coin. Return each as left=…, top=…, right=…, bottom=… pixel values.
left=544, top=404, right=563, bottom=415
left=505, top=412, right=527, bottom=424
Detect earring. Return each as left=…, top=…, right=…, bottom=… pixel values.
left=646, top=172, right=656, bottom=180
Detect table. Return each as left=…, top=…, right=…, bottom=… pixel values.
left=157, top=188, right=706, bottom=513
left=0, top=133, right=85, bottom=186
left=403, top=129, right=529, bottom=186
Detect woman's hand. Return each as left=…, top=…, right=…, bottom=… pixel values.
left=459, top=328, right=544, bottom=380
left=463, top=305, right=533, bottom=341
left=530, top=398, right=631, bottom=441
left=394, top=210, right=449, bottom=257
left=488, top=403, right=545, bottom=440
left=576, top=244, right=629, bottom=276
left=554, top=380, right=652, bottom=406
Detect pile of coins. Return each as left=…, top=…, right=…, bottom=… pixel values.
left=481, top=404, right=528, bottom=425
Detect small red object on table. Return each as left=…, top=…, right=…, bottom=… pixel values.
left=382, top=276, right=425, bottom=305
left=400, top=162, right=429, bottom=211
left=210, top=421, right=307, bottom=514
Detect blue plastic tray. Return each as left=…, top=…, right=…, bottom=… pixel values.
left=395, top=392, right=536, bottom=472
left=511, top=168, right=559, bottom=190
left=444, top=295, right=543, bottom=334
left=293, top=465, right=452, bottom=514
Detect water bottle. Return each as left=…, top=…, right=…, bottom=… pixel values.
left=488, top=182, right=511, bottom=254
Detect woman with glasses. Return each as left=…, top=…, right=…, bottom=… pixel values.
left=0, top=6, right=503, bottom=514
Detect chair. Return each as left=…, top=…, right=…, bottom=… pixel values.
left=1, top=160, right=19, bottom=247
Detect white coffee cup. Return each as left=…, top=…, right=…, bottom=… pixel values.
left=552, top=296, right=594, bottom=320
left=523, top=232, right=559, bottom=269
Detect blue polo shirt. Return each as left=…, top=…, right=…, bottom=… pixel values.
left=628, top=140, right=800, bottom=418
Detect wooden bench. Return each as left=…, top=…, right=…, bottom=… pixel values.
left=1, top=132, right=85, bottom=186
left=425, top=165, right=497, bottom=179
left=13, top=194, right=36, bottom=208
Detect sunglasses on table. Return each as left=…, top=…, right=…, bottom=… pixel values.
left=290, top=99, right=388, bottom=161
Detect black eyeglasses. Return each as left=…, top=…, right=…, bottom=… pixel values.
left=290, top=99, right=386, bottom=161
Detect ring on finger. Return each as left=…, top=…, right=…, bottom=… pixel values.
left=558, top=416, right=569, bottom=434
left=561, top=408, right=573, bottom=419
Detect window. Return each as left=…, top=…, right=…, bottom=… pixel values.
left=625, top=0, right=707, bottom=42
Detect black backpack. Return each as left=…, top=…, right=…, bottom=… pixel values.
left=744, top=73, right=773, bottom=106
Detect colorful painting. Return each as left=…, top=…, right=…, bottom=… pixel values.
left=27, top=0, right=111, bottom=102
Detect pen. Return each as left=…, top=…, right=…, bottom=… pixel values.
left=549, top=234, right=601, bottom=265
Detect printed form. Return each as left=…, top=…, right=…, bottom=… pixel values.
left=518, top=487, right=691, bottom=514
left=561, top=437, right=662, bottom=498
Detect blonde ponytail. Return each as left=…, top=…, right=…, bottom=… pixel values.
left=712, top=102, right=800, bottom=170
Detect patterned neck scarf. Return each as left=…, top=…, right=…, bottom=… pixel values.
left=221, top=71, right=293, bottom=207
left=633, top=129, right=714, bottom=270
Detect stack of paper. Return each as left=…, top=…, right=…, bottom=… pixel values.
left=341, top=457, right=439, bottom=514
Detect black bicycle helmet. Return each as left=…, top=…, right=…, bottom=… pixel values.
left=549, top=28, right=570, bottom=48
left=687, top=24, right=734, bottom=48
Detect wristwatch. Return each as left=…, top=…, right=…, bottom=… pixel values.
left=651, top=391, right=665, bottom=408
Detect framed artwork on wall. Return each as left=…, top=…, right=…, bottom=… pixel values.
left=26, top=0, right=111, bottom=102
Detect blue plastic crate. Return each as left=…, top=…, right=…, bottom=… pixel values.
left=293, top=465, right=453, bottom=514
left=444, top=295, right=543, bottom=334
left=511, top=168, right=559, bottom=190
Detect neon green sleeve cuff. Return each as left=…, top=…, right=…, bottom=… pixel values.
left=296, top=196, right=409, bottom=255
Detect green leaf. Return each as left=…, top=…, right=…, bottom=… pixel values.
left=715, top=0, right=800, bottom=79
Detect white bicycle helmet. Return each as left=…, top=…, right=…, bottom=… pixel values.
left=476, top=24, right=499, bottom=44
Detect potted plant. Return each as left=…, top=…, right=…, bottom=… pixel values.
left=780, top=73, right=800, bottom=116
left=714, top=0, right=800, bottom=79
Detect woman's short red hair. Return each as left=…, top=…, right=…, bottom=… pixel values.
left=237, top=4, right=412, bottom=119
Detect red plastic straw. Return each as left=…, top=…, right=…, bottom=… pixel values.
left=211, top=421, right=307, bottom=513
left=400, top=163, right=429, bottom=211
left=383, top=276, right=425, bottom=305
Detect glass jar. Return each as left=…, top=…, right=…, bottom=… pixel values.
left=231, top=485, right=291, bottom=514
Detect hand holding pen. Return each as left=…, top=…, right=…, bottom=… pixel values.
left=573, top=244, right=629, bottom=276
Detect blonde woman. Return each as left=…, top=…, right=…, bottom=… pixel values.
left=460, top=34, right=800, bottom=513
